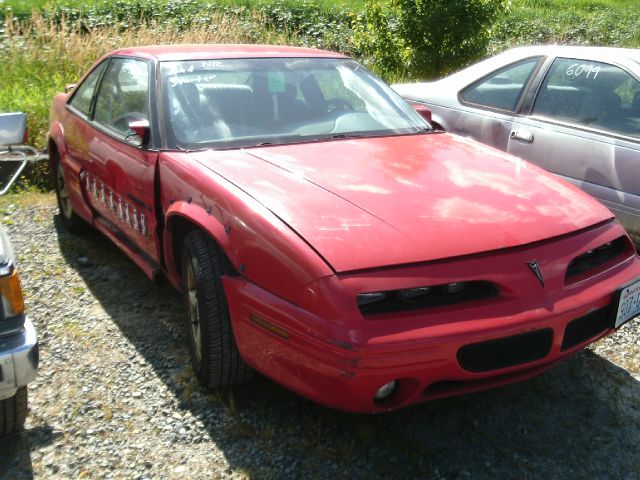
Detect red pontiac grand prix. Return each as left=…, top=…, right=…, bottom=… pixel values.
left=48, top=45, right=640, bottom=413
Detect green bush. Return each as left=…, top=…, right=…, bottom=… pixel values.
left=354, top=0, right=509, bottom=81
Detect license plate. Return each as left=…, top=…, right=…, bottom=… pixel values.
left=612, top=277, right=640, bottom=328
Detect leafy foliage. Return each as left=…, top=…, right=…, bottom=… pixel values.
left=2, top=0, right=356, bottom=53
left=490, top=3, right=640, bottom=53
left=354, top=0, right=510, bottom=80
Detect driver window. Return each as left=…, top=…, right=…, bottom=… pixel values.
left=94, top=58, right=150, bottom=136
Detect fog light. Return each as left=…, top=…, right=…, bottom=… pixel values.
left=373, top=380, right=398, bottom=403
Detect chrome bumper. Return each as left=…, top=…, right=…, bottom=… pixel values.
left=0, top=318, right=38, bottom=400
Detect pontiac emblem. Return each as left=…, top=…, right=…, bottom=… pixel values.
left=527, top=260, right=544, bottom=287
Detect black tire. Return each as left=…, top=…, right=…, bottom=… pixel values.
left=181, top=230, right=252, bottom=388
left=0, top=387, right=28, bottom=436
left=53, top=156, right=90, bottom=233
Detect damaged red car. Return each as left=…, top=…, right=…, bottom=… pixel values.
left=48, top=45, right=640, bottom=413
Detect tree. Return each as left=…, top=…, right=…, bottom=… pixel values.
left=354, top=0, right=510, bottom=80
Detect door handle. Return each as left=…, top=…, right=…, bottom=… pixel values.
left=510, top=129, right=534, bottom=143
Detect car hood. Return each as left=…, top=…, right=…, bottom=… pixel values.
left=189, top=134, right=613, bottom=272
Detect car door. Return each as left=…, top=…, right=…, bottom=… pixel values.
left=446, top=57, right=543, bottom=151
left=64, top=60, right=109, bottom=215
left=86, top=57, right=162, bottom=262
left=507, top=57, right=640, bottom=241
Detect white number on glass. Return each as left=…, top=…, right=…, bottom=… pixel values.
left=565, top=63, right=600, bottom=80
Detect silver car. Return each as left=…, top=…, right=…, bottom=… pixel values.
left=393, top=46, right=640, bottom=243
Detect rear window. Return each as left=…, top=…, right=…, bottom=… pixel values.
left=461, top=58, right=541, bottom=112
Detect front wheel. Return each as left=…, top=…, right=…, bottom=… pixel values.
left=181, top=230, right=252, bottom=388
left=54, top=159, right=90, bottom=233
left=0, top=387, right=28, bottom=436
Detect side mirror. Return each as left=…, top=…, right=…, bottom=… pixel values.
left=0, top=112, right=28, bottom=147
left=409, top=102, right=432, bottom=123
left=125, top=119, right=150, bottom=147
left=64, top=84, right=77, bottom=94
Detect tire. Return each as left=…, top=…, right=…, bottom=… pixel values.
left=181, top=230, right=252, bottom=388
left=54, top=157, right=90, bottom=233
left=0, top=387, right=28, bottom=436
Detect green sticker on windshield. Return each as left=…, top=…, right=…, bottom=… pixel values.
left=267, top=72, right=286, bottom=93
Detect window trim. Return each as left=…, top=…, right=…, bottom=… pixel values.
left=527, top=56, right=640, bottom=142
left=458, top=56, right=545, bottom=115
left=66, top=59, right=110, bottom=120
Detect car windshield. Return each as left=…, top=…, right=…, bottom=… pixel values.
left=159, top=57, right=429, bottom=150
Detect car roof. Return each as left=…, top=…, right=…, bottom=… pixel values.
left=499, top=45, right=640, bottom=65
left=412, top=45, right=640, bottom=89
left=109, top=44, right=347, bottom=61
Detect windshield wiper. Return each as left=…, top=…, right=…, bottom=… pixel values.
left=319, top=133, right=370, bottom=141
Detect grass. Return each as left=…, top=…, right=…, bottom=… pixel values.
left=0, top=9, right=293, bottom=154
left=0, top=190, right=54, bottom=208
left=490, top=0, right=640, bottom=53
left=1, top=0, right=363, bottom=18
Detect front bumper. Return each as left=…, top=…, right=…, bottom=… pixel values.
left=0, top=318, right=39, bottom=400
left=225, top=223, right=640, bottom=413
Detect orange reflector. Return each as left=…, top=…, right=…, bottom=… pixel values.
left=0, top=270, right=24, bottom=315
left=250, top=313, right=288, bottom=339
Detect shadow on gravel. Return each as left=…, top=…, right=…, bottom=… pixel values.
left=54, top=214, right=640, bottom=480
left=0, top=424, right=56, bottom=478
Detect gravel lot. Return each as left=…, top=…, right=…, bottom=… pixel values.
left=1, top=194, right=639, bottom=479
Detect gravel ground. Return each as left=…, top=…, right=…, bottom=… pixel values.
left=0, top=194, right=639, bottom=480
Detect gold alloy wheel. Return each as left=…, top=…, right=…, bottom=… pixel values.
left=186, top=260, right=202, bottom=363
left=57, top=163, right=72, bottom=219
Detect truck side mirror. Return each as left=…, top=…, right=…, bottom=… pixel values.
left=0, top=113, right=28, bottom=147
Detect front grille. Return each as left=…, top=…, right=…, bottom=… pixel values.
left=565, top=237, right=626, bottom=282
left=457, top=329, right=553, bottom=372
left=561, top=306, right=609, bottom=351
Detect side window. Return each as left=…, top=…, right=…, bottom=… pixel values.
left=68, top=61, right=107, bottom=117
left=94, top=58, right=150, bottom=135
left=532, top=58, right=640, bottom=139
left=461, top=58, right=541, bottom=111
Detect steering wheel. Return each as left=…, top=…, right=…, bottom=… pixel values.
left=326, top=99, right=354, bottom=113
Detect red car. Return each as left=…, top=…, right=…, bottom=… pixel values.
left=48, top=45, right=640, bottom=413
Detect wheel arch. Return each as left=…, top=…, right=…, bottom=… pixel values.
left=47, top=122, right=67, bottom=171
left=163, top=204, right=233, bottom=289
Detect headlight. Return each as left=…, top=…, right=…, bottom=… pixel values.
left=357, top=281, right=498, bottom=316
left=356, top=292, right=386, bottom=306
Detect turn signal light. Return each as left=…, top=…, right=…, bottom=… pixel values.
left=0, top=268, right=25, bottom=317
